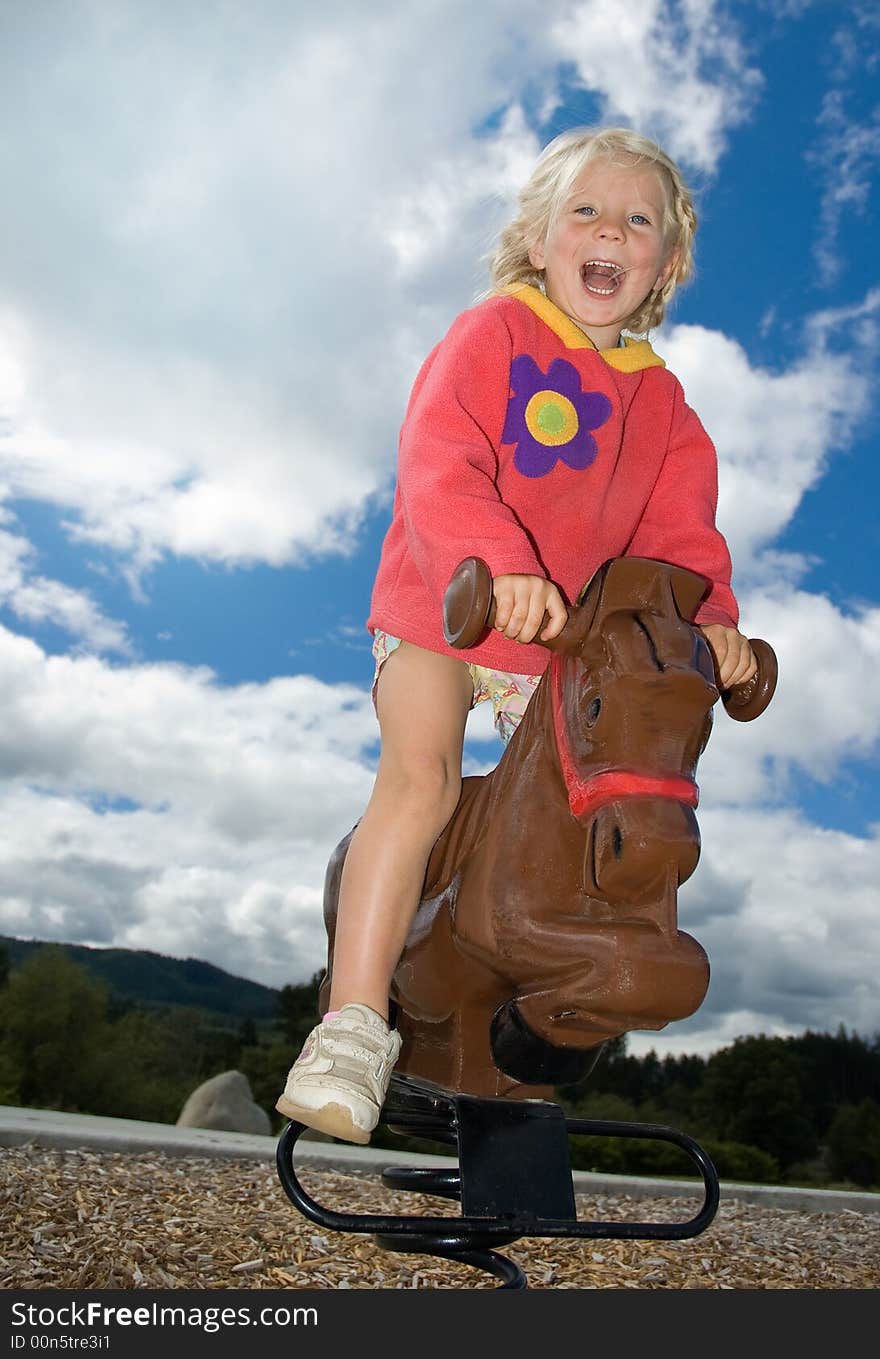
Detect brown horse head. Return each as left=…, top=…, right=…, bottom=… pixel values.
left=477, top=559, right=718, bottom=1084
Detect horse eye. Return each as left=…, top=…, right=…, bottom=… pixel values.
left=585, top=696, right=602, bottom=724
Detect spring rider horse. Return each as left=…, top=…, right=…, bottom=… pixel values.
left=276, top=556, right=778, bottom=1287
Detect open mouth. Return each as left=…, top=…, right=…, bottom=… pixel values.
left=580, top=259, right=626, bottom=296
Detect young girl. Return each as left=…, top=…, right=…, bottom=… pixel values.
left=276, top=125, right=757, bottom=1145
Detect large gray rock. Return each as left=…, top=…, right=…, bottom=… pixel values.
left=176, top=1070, right=271, bottom=1135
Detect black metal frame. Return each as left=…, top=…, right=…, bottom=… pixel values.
left=275, top=1073, right=720, bottom=1288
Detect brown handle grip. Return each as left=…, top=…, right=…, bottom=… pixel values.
left=442, top=557, right=778, bottom=721
left=720, top=636, right=778, bottom=721
left=442, top=557, right=496, bottom=649
left=443, top=556, right=556, bottom=647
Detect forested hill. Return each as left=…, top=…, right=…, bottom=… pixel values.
left=0, top=935, right=281, bottom=1021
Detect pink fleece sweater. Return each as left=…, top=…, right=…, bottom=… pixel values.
left=367, top=285, right=738, bottom=676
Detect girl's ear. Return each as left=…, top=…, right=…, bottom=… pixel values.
left=654, top=245, right=680, bottom=291
left=528, top=237, right=546, bottom=270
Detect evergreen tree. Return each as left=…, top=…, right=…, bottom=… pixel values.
left=0, top=947, right=115, bottom=1111
left=786, top=1028, right=880, bottom=1136
left=276, top=972, right=322, bottom=1046
left=696, top=1036, right=817, bottom=1171
left=826, top=1100, right=880, bottom=1188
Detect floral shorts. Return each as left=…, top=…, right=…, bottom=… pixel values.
left=371, top=631, right=541, bottom=746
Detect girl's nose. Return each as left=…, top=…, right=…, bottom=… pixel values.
left=595, top=216, right=624, bottom=241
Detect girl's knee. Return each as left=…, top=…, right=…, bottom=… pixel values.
left=371, top=643, right=470, bottom=831
left=382, top=751, right=460, bottom=800
left=374, top=754, right=461, bottom=826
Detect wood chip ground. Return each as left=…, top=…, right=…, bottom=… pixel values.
left=2, top=1145, right=878, bottom=1289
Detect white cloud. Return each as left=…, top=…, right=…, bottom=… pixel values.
left=805, top=286, right=880, bottom=351
left=630, top=807, right=880, bottom=1057
left=0, top=0, right=761, bottom=576
left=696, top=583, right=880, bottom=807
left=0, top=516, right=129, bottom=654
left=547, top=0, right=762, bottom=172
left=811, top=92, right=880, bottom=286
left=0, top=622, right=379, bottom=987
left=807, top=1, right=880, bottom=287
left=657, top=318, right=873, bottom=586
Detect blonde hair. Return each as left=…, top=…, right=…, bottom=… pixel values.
left=488, top=126, right=697, bottom=334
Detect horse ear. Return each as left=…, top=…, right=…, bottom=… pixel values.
left=548, top=558, right=709, bottom=654
left=544, top=563, right=608, bottom=654
left=588, top=558, right=707, bottom=619
left=665, top=564, right=710, bottom=623
left=592, top=557, right=708, bottom=624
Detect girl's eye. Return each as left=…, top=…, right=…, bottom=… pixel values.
left=574, top=205, right=596, bottom=217
left=629, top=213, right=650, bottom=225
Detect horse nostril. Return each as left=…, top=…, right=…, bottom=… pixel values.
left=612, top=826, right=623, bottom=859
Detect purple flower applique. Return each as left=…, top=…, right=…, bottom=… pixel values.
left=502, top=355, right=612, bottom=478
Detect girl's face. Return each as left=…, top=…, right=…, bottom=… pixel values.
left=529, top=157, right=679, bottom=349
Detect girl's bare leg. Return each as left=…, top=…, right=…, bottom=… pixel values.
left=328, top=641, right=474, bottom=1019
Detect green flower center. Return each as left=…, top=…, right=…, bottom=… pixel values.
left=537, top=403, right=566, bottom=434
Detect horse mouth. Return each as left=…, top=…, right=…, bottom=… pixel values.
left=546, top=1009, right=657, bottom=1039
left=489, top=999, right=606, bottom=1086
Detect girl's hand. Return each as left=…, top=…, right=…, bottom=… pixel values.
left=699, top=624, right=758, bottom=690
left=492, top=574, right=568, bottom=644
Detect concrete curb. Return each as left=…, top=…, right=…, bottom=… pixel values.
left=2, top=1104, right=877, bottom=1217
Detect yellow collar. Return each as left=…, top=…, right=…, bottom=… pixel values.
left=501, top=284, right=665, bottom=372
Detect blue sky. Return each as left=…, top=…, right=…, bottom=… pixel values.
left=1, top=0, right=878, bottom=1057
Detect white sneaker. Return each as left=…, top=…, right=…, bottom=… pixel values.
left=275, top=1003, right=402, bottom=1145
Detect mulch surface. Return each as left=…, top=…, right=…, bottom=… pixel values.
left=2, top=1145, right=878, bottom=1290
